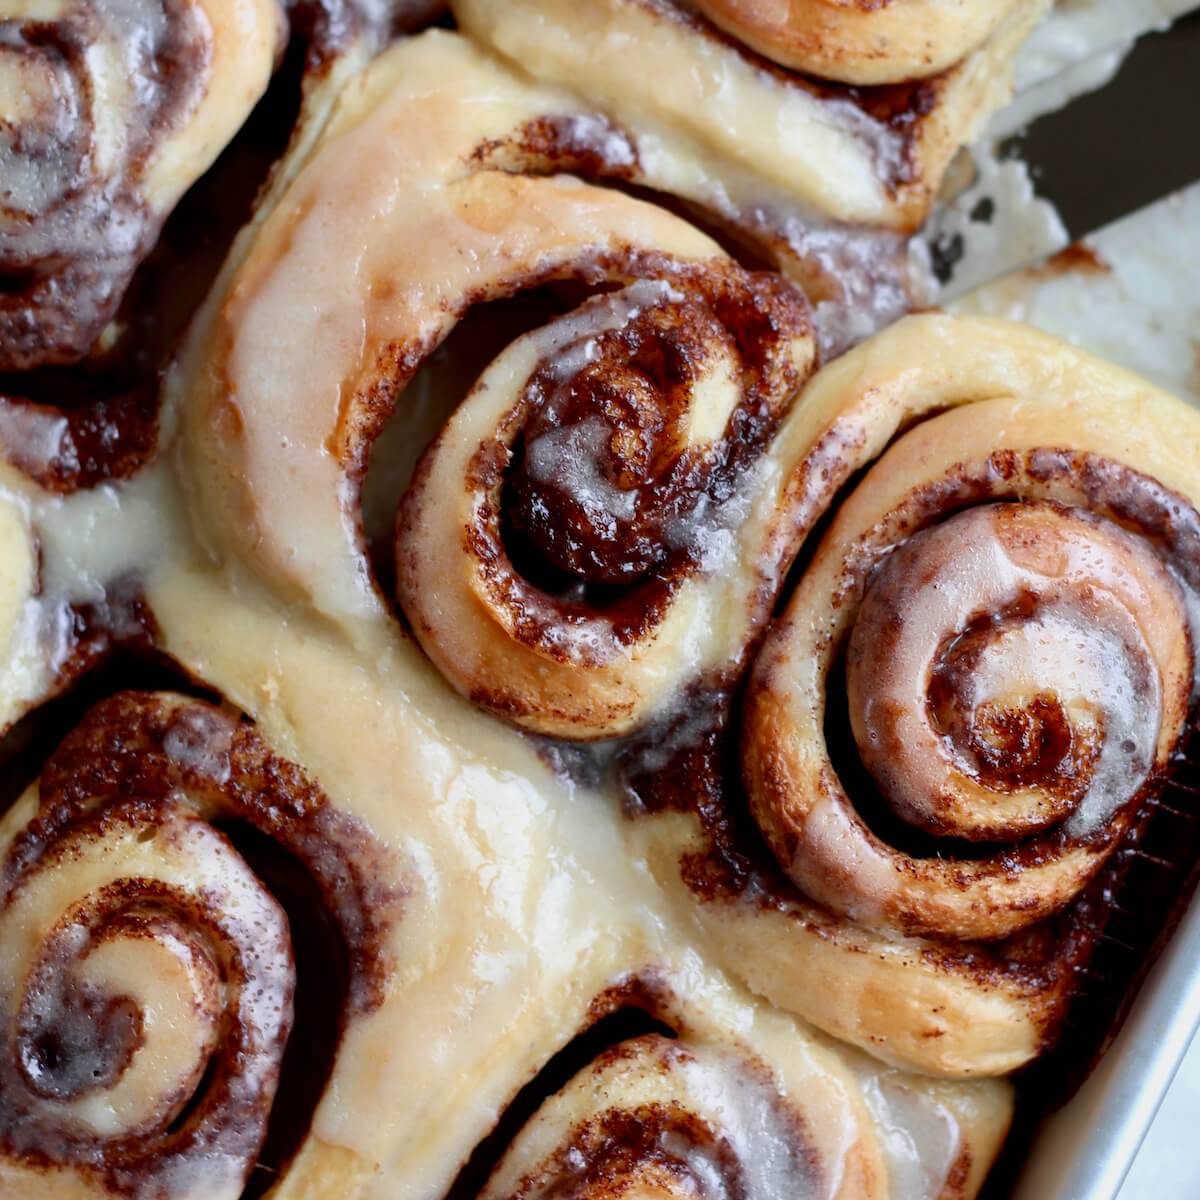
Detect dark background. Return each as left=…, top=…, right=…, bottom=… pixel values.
left=1011, top=12, right=1200, bottom=238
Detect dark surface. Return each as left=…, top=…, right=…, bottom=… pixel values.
left=1009, top=12, right=1200, bottom=239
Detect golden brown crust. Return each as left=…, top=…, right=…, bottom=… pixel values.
left=694, top=0, right=1022, bottom=84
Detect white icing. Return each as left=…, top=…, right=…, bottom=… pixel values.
left=526, top=417, right=638, bottom=524
left=931, top=150, right=1067, bottom=299
left=0, top=462, right=182, bottom=733
left=556, top=112, right=638, bottom=170
left=672, top=1045, right=822, bottom=1200
left=539, top=280, right=684, bottom=380
left=664, top=457, right=769, bottom=574
left=852, top=507, right=1164, bottom=838
left=162, top=707, right=234, bottom=784
left=0, top=406, right=70, bottom=475
left=519, top=282, right=688, bottom=532
left=856, top=1069, right=962, bottom=1200
left=1013, top=0, right=1199, bottom=95
left=970, top=605, right=1158, bottom=837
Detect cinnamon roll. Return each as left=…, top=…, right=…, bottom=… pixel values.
left=451, top=0, right=1049, bottom=349
left=180, top=31, right=822, bottom=737
left=629, top=312, right=1200, bottom=1075
left=751, top=498, right=1188, bottom=941
left=396, top=271, right=812, bottom=738
left=0, top=0, right=283, bottom=370
left=0, top=691, right=401, bottom=1199
left=480, top=988, right=1012, bottom=1200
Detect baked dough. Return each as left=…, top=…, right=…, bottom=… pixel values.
left=693, top=0, right=1024, bottom=83
left=452, top=0, right=1048, bottom=352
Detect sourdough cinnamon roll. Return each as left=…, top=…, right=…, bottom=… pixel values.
left=476, top=980, right=1012, bottom=1200
left=627, top=312, right=1200, bottom=1075
left=0, top=0, right=283, bottom=370
left=487, top=1034, right=862, bottom=1200
left=743, top=316, right=1199, bottom=940
left=179, top=31, right=827, bottom=737
left=750, top=496, right=1190, bottom=942
left=451, top=0, right=1048, bottom=349
left=397, top=270, right=812, bottom=738
left=0, top=691, right=400, bottom=1199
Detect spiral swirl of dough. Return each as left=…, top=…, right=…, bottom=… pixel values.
left=397, top=269, right=811, bottom=738
left=0, top=692, right=401, bottom=1200
left=743, top=325, right=1199, bottom=944
left=0, top=0, right=281, bottom=370
left=480, top=989, right=1013, bottom=1200
left=485, top=1034, right=887, bottom=1200
left=180, top=31, right=826, bottom=738
left=621, top=314, right=1200, bottom=1077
